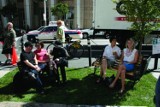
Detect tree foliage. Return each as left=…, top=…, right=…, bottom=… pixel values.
left=0, top=2, right=17, bottom=21
left=113, top=0, right=160, bottom=51
left=51, top=2, right=69, bottom=20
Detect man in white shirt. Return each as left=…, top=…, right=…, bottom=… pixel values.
left=96, top=37, right=121, bottom=83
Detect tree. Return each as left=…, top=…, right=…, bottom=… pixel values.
left=113, top=0, right=160, bottom=52
left=51, top=2, right=69, bottom=20
left=0, top=2, right=17, bottom=21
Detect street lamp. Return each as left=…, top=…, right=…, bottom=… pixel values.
left=43, top=0, right=47, bottom=26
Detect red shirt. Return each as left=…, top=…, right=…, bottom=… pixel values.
left=34, top=49, right=49, bottom=61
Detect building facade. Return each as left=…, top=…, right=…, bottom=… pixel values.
left=0, top=0, right=93, bottom=30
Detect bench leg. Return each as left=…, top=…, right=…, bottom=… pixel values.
left=94, top=66, right=98, bottom=75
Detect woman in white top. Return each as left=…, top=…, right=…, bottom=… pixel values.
left=109, top=38, right=138, bottom=93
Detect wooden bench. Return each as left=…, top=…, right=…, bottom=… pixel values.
left=92, top=54, right=145, bottom=83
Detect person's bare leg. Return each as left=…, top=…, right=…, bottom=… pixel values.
left=120, top=70, right=125, bottom=93
left=101, top=59, right=107, bottom=79
left=109, top=65, right=123, bottom=88
left=9, top=54, right=12, bottom=60
left=100, top=65, right=103, bottom=76
left=96, top=59, right=107, bottom=83
left=5, top=54, right=9, bottom=59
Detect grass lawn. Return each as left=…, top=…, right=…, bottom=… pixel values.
left=0, top=67, right=157, bottom=106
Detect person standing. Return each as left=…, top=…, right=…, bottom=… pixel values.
left=96, top=37, right=121, bottom=83
left=56, top=20, right=65, bottom=45
left=2, top=22, right=16, bottom=65
left=51, top=41, right=69, bottom=85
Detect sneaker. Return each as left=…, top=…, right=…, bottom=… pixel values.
left=4, top=59, right=11, bottom=65
left=36, top=89, right=45, bottom=95
left=39, top=90, right=45, bottom=95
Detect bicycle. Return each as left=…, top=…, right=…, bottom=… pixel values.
left=46, top=40, right=84, bottom=59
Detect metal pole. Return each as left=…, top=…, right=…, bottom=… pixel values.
left=21, top=34, right=24, bottom=52
left=87, top=35, right=92, bottom=66
left=44, top=0, right=47, bottom=26
left=154, top=54, right=158, bottom=70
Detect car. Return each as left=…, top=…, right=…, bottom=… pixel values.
left=25, top=26, right=46, bottom=42
left=37, top=26, right=57, bottom=40
left=61, top=26, right=83, bottom=39
left=36, top=25, right=83, bottom=41
left=25, top=23, right=83, bottom=43
left=81, top=27, right=106, bottom=39
left=27, top=26, right=46, bottom=34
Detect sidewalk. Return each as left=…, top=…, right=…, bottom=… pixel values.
left=0, top=64, right=17, bottom=78
left=0, top=101, right=147, bottom=107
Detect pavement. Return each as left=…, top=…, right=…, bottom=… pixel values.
left=0, top=57, right=159, bottom=107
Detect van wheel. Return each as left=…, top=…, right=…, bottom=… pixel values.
left=83, top=33, right=88, bottom=39
left=28, top=37, right=36, bottom=43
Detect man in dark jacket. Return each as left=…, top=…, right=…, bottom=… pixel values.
left=51, top=41, right=69, bottom=85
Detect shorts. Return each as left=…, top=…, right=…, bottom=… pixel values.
left=123, top=61, right=135, bottom=71
left=107, top=59, right=116, bottom=68
left=2, top=48, right=12, bottom=55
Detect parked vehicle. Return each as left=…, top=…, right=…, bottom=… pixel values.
left=25, top=26, right=46, bottom=42
left=36, top=25, right=83, bottom=41
left=93, top=0, right=160, bottom=48
left=48, top=21, right=83, bottom=40
left=63, top=26, right=83, bottom=39
left=25, top=25, right=83, bottom=43
left=27, top=26, right=46, bottom=34
left=37, top=26, right=57, bottom=40
left=81, top=27, right=106, bottom=39
left=93, top=0, right=134, bottom=48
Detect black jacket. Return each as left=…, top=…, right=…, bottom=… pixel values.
left=51, top=46, right=69, bottom=60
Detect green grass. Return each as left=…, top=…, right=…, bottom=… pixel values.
left=0, top=67, right=157, bottom=106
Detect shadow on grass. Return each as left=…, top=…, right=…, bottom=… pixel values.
left=29, top=74, right=137, bottom=105
left=0, top=68, right=138, bottom=105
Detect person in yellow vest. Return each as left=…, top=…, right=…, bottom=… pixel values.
left=56, top=20, right=65, bottom=46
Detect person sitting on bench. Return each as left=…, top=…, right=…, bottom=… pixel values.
left=96, top=36, right=121, bottom=83
left=34, top=41, right=50, bottom=74
left=20, top=42, right=45, bottom=94
left=109, top=38, right=138, bottom=94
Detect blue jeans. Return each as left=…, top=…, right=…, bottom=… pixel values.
left=23, top=68, right=43, bottom=92
left=38, top=63, right=47, bottom=70
left=155, top=76, right=160, bottom=107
